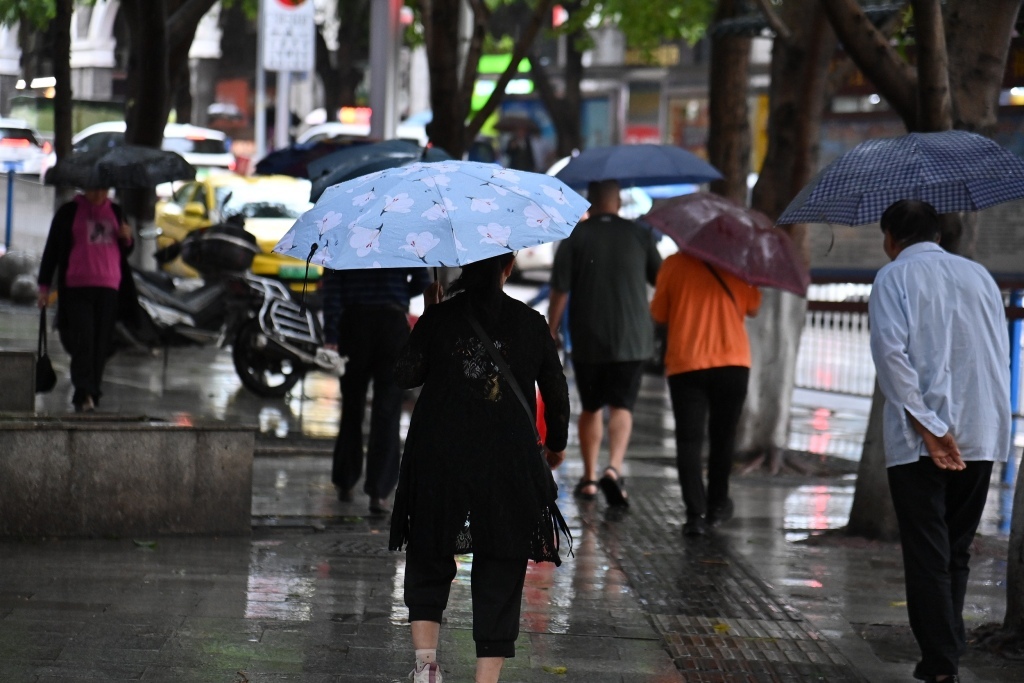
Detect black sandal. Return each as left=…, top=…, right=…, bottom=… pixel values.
left=573, top=479, right=598, bottom=500
left=599, top=466, right=629, bottom=507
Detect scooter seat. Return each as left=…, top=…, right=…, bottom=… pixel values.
left=136, top=269, right=176, bottom=292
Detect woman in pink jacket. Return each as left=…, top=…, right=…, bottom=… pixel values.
left=37, top=188, right=133, bottom=412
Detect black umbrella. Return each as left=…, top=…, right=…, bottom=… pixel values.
left=45, top=145, right=196, bottom=188
left=308, top=140, right=453, bottom=201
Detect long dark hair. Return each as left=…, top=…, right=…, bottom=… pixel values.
left=447, top=252, right=515, bottom=305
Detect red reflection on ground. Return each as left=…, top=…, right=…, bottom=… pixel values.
left=174, top=413, right=193, bottom=427
left=808, top=408, right=832, bottom=454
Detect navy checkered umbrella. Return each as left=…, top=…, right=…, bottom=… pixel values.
left=777, top=130, right=1024, bottom=225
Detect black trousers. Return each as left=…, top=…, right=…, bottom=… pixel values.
left=668, top=366, right=749, bottom=518
left=404, top=550, right=529, bottom=659
left=56, top=287, right=119, bottom=407
left=332, top=308, right=409, bottom=498
left=888, top=457, right=994, bottom=678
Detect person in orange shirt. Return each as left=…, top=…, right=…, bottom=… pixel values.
left=650, top=251, right=762, bottom=536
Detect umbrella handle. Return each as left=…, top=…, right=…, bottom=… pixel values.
left=299, top=243, right=318, bottom=316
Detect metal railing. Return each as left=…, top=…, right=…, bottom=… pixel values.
left=795, top=283, right=874, bottom=397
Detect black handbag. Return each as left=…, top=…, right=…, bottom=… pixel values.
left=36, top=306, right=57, bottom=393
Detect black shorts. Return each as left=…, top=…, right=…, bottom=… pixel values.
left=572, top=360, right=644, bottom=412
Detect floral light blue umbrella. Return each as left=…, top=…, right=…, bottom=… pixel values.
left=273, top=160, right=590, bottom=269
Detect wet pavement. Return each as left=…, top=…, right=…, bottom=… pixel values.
left=2, top=299, right=1023, bottom=682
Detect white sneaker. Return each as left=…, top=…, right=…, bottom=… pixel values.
left=409, top=661, right=442, bottom=683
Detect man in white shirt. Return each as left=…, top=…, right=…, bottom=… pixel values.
left=869, top=200, right=1011, bottom=683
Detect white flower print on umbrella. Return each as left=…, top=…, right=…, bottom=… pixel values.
left=317, top=211, right=344, bottom=237
left=417, top=173, right=450, bottom=189
left=352, top=189, right=376, bottom=207
left=401, top=231, right=442, bottom=262
left=543, top=205, right=567, bottom=224
left=542, top=184, right=570, bottom=205
left=470, top=196, right=500, bottom=213
left=491, top=168, right=520, bottom=183
left=349, top=224, right=383, bottom=257
left=523, top=203, right=551, bottom=230
left=478, top=223, right=512, bottom=248
left=274, top=159, right=590, bottom=270
left=382, top=193, right=415, bottom=215
left=422, top=197, right=457, bottom=221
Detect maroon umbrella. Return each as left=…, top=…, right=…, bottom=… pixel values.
left=642, top=192, right=810, bottom=297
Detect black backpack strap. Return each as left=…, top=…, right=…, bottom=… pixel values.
left=704, top=261, right=736, bottom=305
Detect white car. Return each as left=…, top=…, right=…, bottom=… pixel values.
left=0, top=118, right=49, bottom=175
left=39, top=121, right=236, bottom=181
left=297, top=120, right=429, bottom=146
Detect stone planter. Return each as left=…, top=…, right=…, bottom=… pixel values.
left=0, top=414, right=254, bottom=537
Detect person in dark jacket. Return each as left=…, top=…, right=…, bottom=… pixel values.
left=389, top=253, right=570, bottom=683
left=321, top=267, right=430, bottom=514
left=36, top=188, right=134, bottom=412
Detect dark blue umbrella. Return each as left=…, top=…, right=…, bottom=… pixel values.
left=777, top=130, right=1024, bottom=225
left=309, top=140, right=452, bottom=201
left=254, top=139, right=366, bottom=178
left=554, top=144, right=722, bottom=189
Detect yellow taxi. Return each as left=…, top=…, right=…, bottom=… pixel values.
left=155, top=173, right=322, bottom=294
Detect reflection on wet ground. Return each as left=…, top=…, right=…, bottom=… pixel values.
left=3, top=300, right=1024, bottom=680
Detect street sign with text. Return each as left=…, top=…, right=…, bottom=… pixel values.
left=261, top=0, right=315, bottom=72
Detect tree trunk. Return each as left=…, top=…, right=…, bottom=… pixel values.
left=334, top=0, right=370, bottom=109
left=738, top=4, right=832, bottom=460
left=531, top=27, right=584, bottom=158
left=1006, top=460, right=1024, bottom=631
left=51, top=0, right=74, bottom=206
left=315, top=28, right=343, bottom=118
left=845, top=383, right=901, bottom=540
left=122, top=0, right=169, bottom=147
left=172, top=58, right=193, bottom=124
left=421, top=0, right=467, bottom=156
left=707, top=0, right=751, bottom=203
left=911, top=0, right=952, bottom=132
left=945, top=0, right=1021, bottom=136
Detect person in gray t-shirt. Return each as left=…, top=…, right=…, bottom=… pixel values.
left=548, top=179, right=662, bottom=507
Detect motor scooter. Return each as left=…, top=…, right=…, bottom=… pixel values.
left=124, top=216, right=343, bottom=397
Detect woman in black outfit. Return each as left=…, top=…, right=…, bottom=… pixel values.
left=389, top=253, right=571, bottom=683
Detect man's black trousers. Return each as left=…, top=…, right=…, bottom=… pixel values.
left=332, top=307, right=409, bottom=499
left=887, top=457, right=994, bottom=678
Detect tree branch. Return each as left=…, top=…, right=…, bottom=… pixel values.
left=911, top=0, right=952, bottom=131
left=465, top=0, right=556, bottom=142
left=459, top=0, right=490, bottom=120
left=167, top=0, right=218, bottom=49
left=819, top=0, right=918, bottom=129
left=752, top=0, right=791, bottom=41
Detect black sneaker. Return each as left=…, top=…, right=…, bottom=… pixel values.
left=706, top=498, right=734, bottom=527
left=369, top=497, right=391, bottom=514
left=683, top=516, right=709, bottom=537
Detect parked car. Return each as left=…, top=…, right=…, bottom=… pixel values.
left=154, top=173, right=323, bottom=295
left=297, top=119, right=429, bottom=146
left=0, top=117, right=49, bottom=175
left=39, top=121, right=236, bottom=181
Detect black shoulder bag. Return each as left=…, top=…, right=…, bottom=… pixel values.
left=464, top=311, right=572, bottom=559
left=36, top=306, right=57, bottom=393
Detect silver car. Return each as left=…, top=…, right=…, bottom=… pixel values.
left=0, top=118, right=48, bottom=175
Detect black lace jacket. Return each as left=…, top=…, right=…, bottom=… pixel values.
left=388, top=291, right=571, bottom=563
